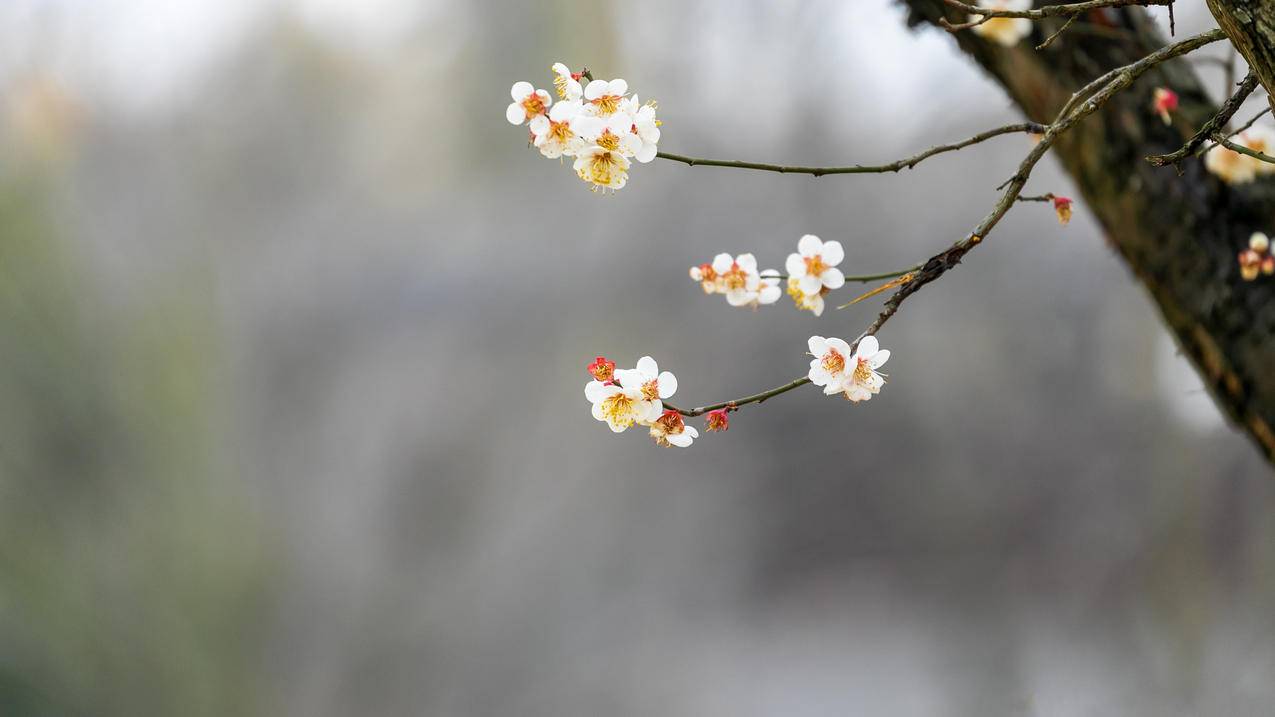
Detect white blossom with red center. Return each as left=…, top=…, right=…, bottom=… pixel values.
left=551, top=62, right=583, bottom=101
left=534, top=100, right=584, bottom=159
left=582, top=78, right=629, bottom=118
left=649, top=409, right=699, bottom=447
left=622, top=95, right=661, bottom=163
left=840, top=335, right=890, bottom=403
left=506, top=81, right=552, bottom=136
left=807, top=335, right=853, bottom=395
left=970, top=0, right=1033, bottom=47
left=614, top=356, right=678, bottom=417
left=785, top=234, right=846, bottom=297
left=586, top=381, right=653, bottom=432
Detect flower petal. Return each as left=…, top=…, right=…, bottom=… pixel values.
left=511, top=81, right=533, bottom=100
left=636, top=356, right=658, bottom=377
left=785, top=253, right=805, bottom=276
left=610, top=78, right=628, bottom=96
left=736, top=253, right=758, bottom=273
left=797, top=234, right=822, bottom=257
left=658, top=371, right=678, bottom=398
left=506, top=102, right=525, bottom=124
left=826, top=337, right=851, bottom=356
left=712, top=253, right=734, bottom=274
left=870, top=349, right=890, bottom=368
left=820, top=240, right=844, bottom=267
left=821, top=268, right=845, bottom=290
left=799, top=274, right=822, bottom=296
left=808, top=336, right=827, bottom=356
left=857, top=335, right=879, bottom=358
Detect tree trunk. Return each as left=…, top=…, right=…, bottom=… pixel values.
left=899, top=0, right=1275, bottom=464
left=1207, top=0, right=1275, bottom=114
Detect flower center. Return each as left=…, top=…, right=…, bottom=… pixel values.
left=641, top=379, right=660, bottom=401
left=548, top=121, right=573, bottom=143
left=821, top=348, right=846, bottom=376
left=591, top=95, right=621, bottom=116
left=852, top=357, right=874, bottom=385
left=596, top=130, right=621, bottom=151
left=804, top=255, right=827, bottom=277
left=601, top=393, right=636, bottom=427
left=657, top=410, right=683, bottom=433
left=722, top=263, right=748, bottom=291
left=580, top=151, right=623, bottom=186
left=520, top=93, right=546, bottom=120
left=552, top=74, right=571, bottom=99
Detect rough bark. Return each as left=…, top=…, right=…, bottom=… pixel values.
left=1207, top=0, right=1275, bottom=114
left=900, top=0, right=1275, bottom=464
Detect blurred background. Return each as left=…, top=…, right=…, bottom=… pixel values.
left=0, top=1, right=1272, bottom=715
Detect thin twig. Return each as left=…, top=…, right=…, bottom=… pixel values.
left=939, top=0, right=1171, bottom=31
left=1147, top=71, right=1258, bottom=168
left=656, top=122, right=1044, bottom=177
left=1036, top=15, right=1078, bottom=50
left=1212, top=133, right=1275, bottom=164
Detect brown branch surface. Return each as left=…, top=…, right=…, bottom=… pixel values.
left=655, top=122, right=1044, bottom=177
left=1147, top=71, right=1258, bottom=167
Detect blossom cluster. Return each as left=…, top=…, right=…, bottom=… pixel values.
left=971, top=0, right=1032, bottom=47
left=1239, top=232, right=1275, bottom=281
left=807, top=335, right=890, bottom=402
left=1206, top=126, right=1275, bottom=185
left=507, top=63, right=660, bottom=192
left=583, top=334, right=892, bottom=449
left=584, top=355, right=700, bottom=447
left=689, top=234, right=846, bottom=316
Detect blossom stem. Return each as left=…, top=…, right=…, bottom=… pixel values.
left=665, top=377, right=812, bottom=417
left=655, top=122, right=1044, bottom=177
left=766, top=266, right=922, bottom=283
left=1211, top=133, right=1275, bottom=165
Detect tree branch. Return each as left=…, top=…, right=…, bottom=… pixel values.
left=939, top=0, right=1171, bottom=31
left=668, top=28, right=1226, bottom=420
left=655, top=122, right=1044, bottom=177
left=1147, top=70, right=1258, bottom=167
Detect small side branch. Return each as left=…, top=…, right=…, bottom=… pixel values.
left=1212, top=133, right=1275, bottom=164
left=940, top=0, right=1171, bottom=31
left=1147, top=71, right=1258, bottom=168
left=655, top=122, right=1044, bottom=177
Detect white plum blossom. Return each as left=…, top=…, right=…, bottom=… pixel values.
left=697, top=253, right=782, bottom=308
left=507, top=81, right=552, bottom=136
left=583, top=78, right=629, bottom=118
left=840, top=335, right=890, bottom=403
left=508, top=65, right=661, bottom=191
left=787, top=277, right=827, bottom=317
left=971, top=0, right=1033, bottom=47
left=1206, top=125, right=1275, bottom=185
left=785, top=234, right=846, bottom=296
left=571, top=112, right=643, bottom=158
left=807, top=335, right=890, bottom=402
left=614, top=356, right=677, bottom=417
left=574, top=145, right=632, bottom=191
left=551, top=62, right=582, bottom=101
left=807, top=335, right=854, bottom=395
left=586, top=380, right=653, bottom=432
left=649, top=409, right=699, bottom=447
left=534, top=100, right=583, bottom=159
left=623, top=96, right=661, bottom=163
